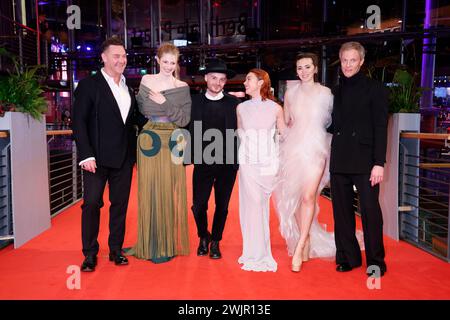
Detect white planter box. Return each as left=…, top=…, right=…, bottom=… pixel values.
left=380, top=113, right=420, bottom=241
left=0, top=112, right=50, bottom=248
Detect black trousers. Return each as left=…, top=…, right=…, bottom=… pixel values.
left=330, top=173, right=386, bottom=269
left=81, top=158, right=134, bottom=257
left=192, top=164, right=238, bottom=241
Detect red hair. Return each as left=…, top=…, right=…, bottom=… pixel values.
left=249, top=68, right=275, bottom=101
left=157, top=42, right=180, bottom=79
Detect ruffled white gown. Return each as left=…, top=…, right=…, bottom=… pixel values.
left=237, top=97, right=280, bottom=272
left=274, top=82, right=345, bottom=258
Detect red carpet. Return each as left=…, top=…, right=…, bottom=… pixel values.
left=0, top=166, right=449, bottom=300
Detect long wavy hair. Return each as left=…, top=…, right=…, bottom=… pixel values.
left=248, top=68, right=275, bottom=101
left=157, top=42, right=180, bottom=79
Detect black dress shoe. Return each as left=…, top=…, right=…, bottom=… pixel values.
left=197, top=233, right=211, bottom=256
left=109, top=252, right=129, bottom=266
left=336, top=263, right=353, bottom=272
left=209, top=241, right=221, bottom=259
left=81, top=255, right=97, bottom=272
left=366, top=265, right=386, bottom=277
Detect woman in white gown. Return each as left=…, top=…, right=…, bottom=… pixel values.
left=237, top=69, right=286, bottom=272
left=274, top=53, right=336, bottom=272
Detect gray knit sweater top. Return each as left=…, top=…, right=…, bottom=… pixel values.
left=136, top=84, right=191, bottom=127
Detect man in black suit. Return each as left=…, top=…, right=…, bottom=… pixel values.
left=185, top=59, right=240, bottom=259
left=329, top=42, right=388, bottom=277
left=72, top=37, right=145, bottom=272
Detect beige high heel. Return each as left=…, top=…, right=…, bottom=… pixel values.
left=291, top=257, right=302, bottom=273
left=291, top=264, right=301, bottom=272
left=291, top=242, right=305, bottom=273
left=302, top=237, right=310, bottom=262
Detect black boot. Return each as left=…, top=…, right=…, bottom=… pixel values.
left=209, top=241, right=222, bottom=259
left=197, top=232, right=211, bottom=256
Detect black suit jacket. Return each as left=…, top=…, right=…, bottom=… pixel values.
left=184, top=92, right=240, bottom=169
left=328, top=72, right=389, bottom=174
left=72, top=72, right=146, bottom=169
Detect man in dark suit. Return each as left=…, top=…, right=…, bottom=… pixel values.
left=329, top=42, right=389, bottom=277
left=185, top=59, right=240, bottom=259
left=72, top=37, right=145, bottom=272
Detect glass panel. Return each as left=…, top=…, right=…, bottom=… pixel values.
left=160, top=0, right=200, bottom=44
left=207, top=0, right=254, bottom=44
left=325, top=0, right=403, bottom=36
left=126, top=0, right=152, bottom=48
left=264, top=0, right=321, bottom=39
left=111, top=0, right=126, bottom=39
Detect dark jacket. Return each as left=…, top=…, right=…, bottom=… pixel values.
left=184, top=92, right=240, bottom=169
left=72, top=72, right=147, bottom=168
left=328, top=71, right=389, bottom=174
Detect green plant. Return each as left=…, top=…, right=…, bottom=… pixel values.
left=0, top=49, right=47, bottom=120
left=389, top=68, right=422, bottom=113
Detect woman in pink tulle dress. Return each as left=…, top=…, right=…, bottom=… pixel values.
left=237, top=69, right=286, bottom=272
left=274, top=53, right=336, bottom=272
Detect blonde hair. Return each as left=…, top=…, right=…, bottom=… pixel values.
left=339, top=41, right=365, bottom=60
left=157, top=42, right=180, bottom=79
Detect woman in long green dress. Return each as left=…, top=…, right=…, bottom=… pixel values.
left=126, top=43, right=191, bottom=263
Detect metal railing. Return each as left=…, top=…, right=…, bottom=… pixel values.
left=0, top=13, right=48, bottom=69
left=47, top=130, right=83, bottom=217
left=399, top=132, right=450, bottom=262
left=0, top=129, right=82, bottom=248
left=0, top=132, right=12, bottom=248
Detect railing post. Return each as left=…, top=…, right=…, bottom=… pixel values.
left=404, top=134, right=420, bottom=243
left=0, top=142, right=12, bottom=243
left=47, top=135, right=52, bottom=215
left=6, top=145, right=12, bottom=238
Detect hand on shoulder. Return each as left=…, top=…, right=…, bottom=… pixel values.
left=228, top=91, right=246, bottom=98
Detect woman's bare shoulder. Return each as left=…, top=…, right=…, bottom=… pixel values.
left=140, top=74, right=157, bottom=86
left=273, top=101, right=283, bottom=113
left=236, top=102, right=245, bottom=113
left=176, top=79, right=189, bottom=88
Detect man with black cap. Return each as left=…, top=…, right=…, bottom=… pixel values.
left=186, top=58, right=240, bottom=259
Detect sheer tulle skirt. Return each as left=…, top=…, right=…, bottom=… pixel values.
left=274, top=128, right=335, bottom=258
left=274, top=126, right=364, bottom=258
